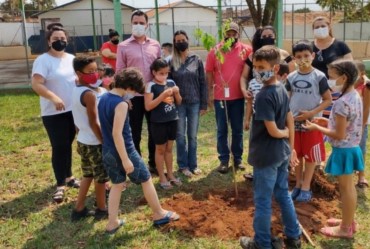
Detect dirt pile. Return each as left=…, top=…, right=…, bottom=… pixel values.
left=161, top=171, right=340, bottom=240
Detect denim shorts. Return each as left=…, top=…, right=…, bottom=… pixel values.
left=103, top=149, right=151, bottom=184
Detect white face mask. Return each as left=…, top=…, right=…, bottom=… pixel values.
left=327, top=79, right=336, bottom=88
left=313, top=27, right=329, bottom=39
left=132, top=24, right=146, bottom=37
left=328, top=79, right=342, bottom=92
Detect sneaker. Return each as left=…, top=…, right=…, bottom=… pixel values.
left=191, top=168, right=202, bottom=175
left=240, top=237, right=260, bottom=249
left=234, top=161, right=246, bottom=171
left=71, top=207, right=94, bottom=222
left=284, top=237, right=301, bottom=249
left=290, top=187, right=301, bottom=200
left=180, top=168, right=193, bottom=178
left=94, top=208, right=108, bottom=220
left=217, top=162, right=229, bottom=174
left=295, top=190, right=312, bottom=202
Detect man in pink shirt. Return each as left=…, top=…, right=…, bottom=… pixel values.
left=116, top=10, right=161, bottom=173
left=206, top=22, right=252, bottom=174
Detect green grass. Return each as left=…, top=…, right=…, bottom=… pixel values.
left=0, top=89, right=369, bottom=249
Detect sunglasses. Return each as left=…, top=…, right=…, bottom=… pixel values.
left=316, top=50, right=323, bottom=62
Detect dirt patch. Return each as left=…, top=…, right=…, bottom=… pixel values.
left=161, top=171, right=340, bottom=241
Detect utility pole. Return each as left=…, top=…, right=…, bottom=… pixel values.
left=154, top=0, right=160, bottom=42
left=217, top=0, right=222, bottom=41
left=275, top=0, right=283, bottom=48
left=90, top=0, right=97, bottom=51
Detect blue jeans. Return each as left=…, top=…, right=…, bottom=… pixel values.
left=253, top=159, right=301, bottom=249
left=176, top=103, right=200, bottom=171
left=359, top=125, right=368, bottom=156
left=214, top=99, right=244, bottom=164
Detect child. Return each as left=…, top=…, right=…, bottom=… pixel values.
left=70, top=56, right=109, bottom=221
left=303, top=60, right=363, bottom=239
left=144, top=58, right=182, bottom=189
left=243, top=61, right=290, bottom=181
left=98, top=64, right=115, bottom=90
left=240, top=46, right=301, bottom=249
left=354, top=60, right=370, bottom=188
left=286, top=40, right=332, bottom=202
left=98, top=67, right=180, bottom=234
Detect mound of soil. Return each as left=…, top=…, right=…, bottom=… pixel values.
left=161, top=171, right=340, bottom=241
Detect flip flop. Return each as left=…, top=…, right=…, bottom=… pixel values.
left=320, top=225, right=353, bottom=239
left=160, top=182, right=173, bottom=190
left=169, top=178, right=182, bottom=186
left=105, top=219, right=125, bottom=235
left=243, top=173, right=254, bottom=181
left=356, top=179, right=369, bottom=188
left=326, top=218, right=358, bottom=232
left=153, top=211, right=180, bottom=226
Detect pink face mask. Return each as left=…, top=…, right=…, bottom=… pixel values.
left=102, top=77, right=113, bottom=86
left=80, top=72, right=99, bottom=85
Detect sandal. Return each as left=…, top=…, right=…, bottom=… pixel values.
left=169, top=178, right=182, bottom=186
left=243, top=173, right=254, bottom=181
left=326, top=218, right=358, bottom=232
left=294, top=189, right=311, bottom=202
left=180, top=168, right=193, bottom=178
left=192, top=168, right=202, bottom=175
left=105, top=219, right=125, bottom=235
left=356, top=179, right=369, bottom=188
left=153, top=211, right=180, bottom=226
left=52, top=188, right=65, bottom=203
left=66, top=178, right=80, bottom=188
left=320, top=225, right=353, bottom=239
left=160, top=181, right=173, bottom=190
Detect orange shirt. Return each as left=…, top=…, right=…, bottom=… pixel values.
left=101, top=41, right=117, bottom=70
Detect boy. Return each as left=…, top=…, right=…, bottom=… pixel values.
left=98, top=68, right=180, bottom=234
left=161, top=42, right=173, bottom=62
left=286, top=40, right=332, bottom=202
left=239, top=46, right=301, bottom=249
left=71, top=56, right=109, bottom=221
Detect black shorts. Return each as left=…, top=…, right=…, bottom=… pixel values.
left=151, top=120, right=177, bottom=145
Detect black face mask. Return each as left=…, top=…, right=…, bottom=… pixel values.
left=111, top=39, right=119, bottom=45
left=224, top=37, right=238, bottom=47
left=260, top=37, right=275, bottom=46
left=175, top=42, right=189, bottom=52
left=51, top=40, right=67, bottom=51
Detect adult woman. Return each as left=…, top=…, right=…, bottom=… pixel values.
left=101, top=29, right=119, bottom=70
left=312, top=16, right=352, bottom=77
left=32, top=23, right=79, bottom=203
left=170, top=30, right=207, bottom=177
left=240, top=26, right=293, bottom=98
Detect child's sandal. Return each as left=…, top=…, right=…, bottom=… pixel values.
left=169, top=178, right=182, bottom=186
left=160, top=182, right=173, bottom=190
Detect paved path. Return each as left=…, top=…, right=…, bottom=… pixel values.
left=0, top=59, right=33, bottom=89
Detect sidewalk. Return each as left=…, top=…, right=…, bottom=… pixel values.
left=0, top=59, right=33, bottom=89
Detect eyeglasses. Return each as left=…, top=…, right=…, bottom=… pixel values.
left=317, top=50, right=323, bottom=62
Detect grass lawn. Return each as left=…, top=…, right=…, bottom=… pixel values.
left=0, top=89, right=369, bottom=249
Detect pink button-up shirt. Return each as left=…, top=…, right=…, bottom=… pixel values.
left=116, top=35, right=161, bottom=84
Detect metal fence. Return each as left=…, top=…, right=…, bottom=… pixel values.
left=1, top=2, right=370, bottom=88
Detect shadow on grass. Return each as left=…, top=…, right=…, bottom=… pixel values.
left=356, top=187, right=369, bottom=212
left=0, top=186, right=55, bottom=220
left=319, top=238, right=354, bottom=249
left=21, top=201, right=153, bottom=249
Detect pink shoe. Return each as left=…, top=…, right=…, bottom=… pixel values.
left=320, top=225, right=354, bottom=239
left=326, top=218, right=358, bottom=233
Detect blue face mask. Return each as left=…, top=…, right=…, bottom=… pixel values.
left=253, top=69, right=274, bottom=83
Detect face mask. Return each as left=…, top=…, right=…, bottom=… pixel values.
left=80, top=72, right=100, bottom=86
left=261, top=37, right=275, bottom=46
left=224, top=37, right=238, bottom=47
left=327, top=79, right=336, bottom=88
left=51, top=40, right=67, bottom=51
left=111, top=39, right=119, bottom=45
left=102, top=77, right=113, bottom=86
left=328, top=78, right=343, bottom=92
left=253, top=69, right=274, bottom=83
left=175, top=42, right=189, bottom=52
left=296, top=58, right=311, bottom=68
left=313, top=27, right=329, bottom=39
left=132, top=24, right=146, bottom=37
left=123, top=93, right=135, bottom=101
left=155, top=74, right=167, bottom=83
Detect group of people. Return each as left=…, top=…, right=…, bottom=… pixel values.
left=30, top=9, right=369, bottom=247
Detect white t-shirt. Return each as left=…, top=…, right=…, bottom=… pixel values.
left=32, top=53, right=76, bottom=116
left=72, top=86, right=107, bottom=145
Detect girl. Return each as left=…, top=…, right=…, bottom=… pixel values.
left=303, top=60, right=364, bottom=238
left=144, top=58, right=182, bottom=189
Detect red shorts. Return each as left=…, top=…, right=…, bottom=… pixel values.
left=294, top=130, right=325, bottom=163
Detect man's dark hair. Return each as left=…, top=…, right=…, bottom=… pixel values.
left=292, top=40, right=313, bottom=55
left=114, top=68, right=145, bottom=94
left=277, top=62, right=289, bottom=76
left=131, top=10, right=148, bottom=23
left=73, top=56, right=96, bottom=72
left=253, top=45, right=281, bottom=66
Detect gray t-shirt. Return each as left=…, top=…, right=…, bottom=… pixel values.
left=286, top=69, right=329, bottom=130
